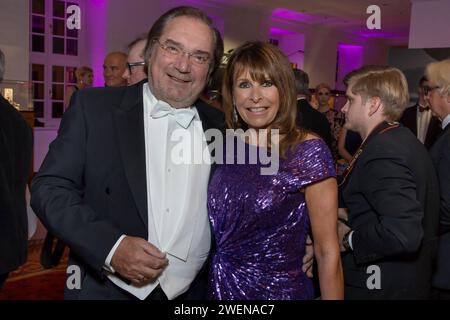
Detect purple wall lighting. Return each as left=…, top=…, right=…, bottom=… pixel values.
left=272, top=8, right=324, bottom=24
left=354, top=31, right=400, bottom=40
left=269, top=28, right=296, bottom=36
left=336, top=44, right=363, bottom=90
left=85, top=0, right=107, bottom=87
left=338, top=44, right=364, bottom=50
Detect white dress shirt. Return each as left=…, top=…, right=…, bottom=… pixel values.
left=442, top=113, right=450, bottom=130
left=417, top=104, right=432, bottom=144
left=105, top=83, right=211, bottom=300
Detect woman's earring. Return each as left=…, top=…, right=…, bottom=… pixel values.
left=233, top=100, right=238, bottom=122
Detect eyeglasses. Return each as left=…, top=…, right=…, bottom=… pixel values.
left=153, top=39, right=211, bottom=66
left=127, top=61, right=145, bottom=73
left=423, top=85, right=440, bottom=95
left=318, top=92, right=330, bottom=96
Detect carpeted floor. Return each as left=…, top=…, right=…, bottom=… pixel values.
left=0, top=240, right=68, bottom=300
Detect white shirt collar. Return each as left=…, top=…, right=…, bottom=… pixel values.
left=442, top=113, right=450, bottom=129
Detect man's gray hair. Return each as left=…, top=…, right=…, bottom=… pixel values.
left=0, top=48, right=5, bottom=82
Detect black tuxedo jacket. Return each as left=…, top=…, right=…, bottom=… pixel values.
left=400, top=104, right=442, bottom=149
left=31, top=80, right=224, bottom=299
left=296, top=99, right=332, bottom=148
left=430, top=123, right=450, bottom=290
left=0, top=95, right=33, bottom=275
left=341, top=124, right=440, bottom=299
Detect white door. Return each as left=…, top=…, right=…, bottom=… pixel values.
left=30, top=0, right=82, bottom=128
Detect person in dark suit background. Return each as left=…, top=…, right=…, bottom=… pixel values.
left=293, top=69, right=332, bottom=148
left=400, top=75, right=442, bottom=149
left=425, top=59, right=450, bottom=299
left=338, top=65, right=439, bottom=299
left=0, top=48, right=33, bottom=289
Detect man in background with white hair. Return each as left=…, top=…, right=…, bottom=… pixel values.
left=425, top=59, right=450, bottom=299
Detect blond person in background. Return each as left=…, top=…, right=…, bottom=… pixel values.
left=64, top=66, right=93, bottom=109
left=315, top=83, right=344, bottom=160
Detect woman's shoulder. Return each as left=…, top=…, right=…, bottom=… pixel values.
left=286, top=133, right=331, bottom=161
left=297, top=133, right=327, bottom=149
left=285, top=133, right=336, bottom=181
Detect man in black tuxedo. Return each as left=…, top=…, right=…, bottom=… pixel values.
left=400, top=76, right=442, bottom=149
left=337, top=66, right=440, bottom=299
left=425, top=59, right=450, bottom=299
left=31, top=7, right=313, bottom=300
left=293, top=69, right=332, bottom=148
left=0, top=49, right=33, bottom=289
left=31, top=6, right=225, bottom=300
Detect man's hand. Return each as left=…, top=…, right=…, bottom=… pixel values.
left=337, top=207, right=351, bottom=252
left=302, top=235, right=314, bottom=278
left=338, top=208, right=348, bottom=221
left=338, top=220, right=351, bottom=252
left=111, top=236, right=169, bottom=286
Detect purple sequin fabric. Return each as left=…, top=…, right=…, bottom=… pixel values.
left=207, top=138, right=335, bottom=300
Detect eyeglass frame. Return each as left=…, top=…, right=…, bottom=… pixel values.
left=127, top=61, right=146, bottom=73
left=423, top=85, right=440, bottom=96
left=153, top=39, right=211, bottom=66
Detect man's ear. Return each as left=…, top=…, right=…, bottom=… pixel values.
left=367, top=96, right=382, bottom=117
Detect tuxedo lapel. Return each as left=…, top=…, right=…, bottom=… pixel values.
left=430, top=124, right=450, bottom=167
left=425, top=116, right=443, bottom=148
left=195, top=99, right=224, bottom=134
left=112, top=81, right=148, bottom=228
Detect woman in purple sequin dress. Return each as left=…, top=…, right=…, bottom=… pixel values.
left=207, top=42, right=344, bottom=300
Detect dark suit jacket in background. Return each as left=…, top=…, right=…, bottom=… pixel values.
left=430, top=123, right=450, bottom=290
left=31, top=80, right=224, bottom=299
left=400, top=104, right=442, bottom=149
left=341, top=124, right=440, bottom=299
left=0, top=95, right=33, bottom=275
left=296, top=99, right=332, bottom=148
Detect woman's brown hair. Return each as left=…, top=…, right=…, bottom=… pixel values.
left=222, top=41, right=306, bottom=157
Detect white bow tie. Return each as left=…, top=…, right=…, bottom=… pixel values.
left=150, top=102, right=196, bottom=129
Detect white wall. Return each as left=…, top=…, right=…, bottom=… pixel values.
left=101, top=1, right=390, bottom=90
left=34, top=128, right=58, bottom=171
left=106, top=0, right=171, bottom=53
left=409, top=0, right=450, bottom=48
left=270, top=17, right=388, bottom=89
left=0, top=0, right=29, bottom=81
left=363, top=40, right=389, bottom=66
left=104, top=0, right=270, bottom=54
left=279, top=33, right=305, bottom=70
left=0, top=0, right=393, bottom=172
left=303, top=26, right=340, bottom=88
left=336, top=45, right=363, bottom=91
